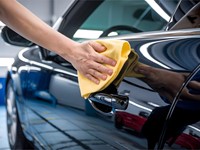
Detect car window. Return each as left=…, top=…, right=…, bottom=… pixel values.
left=48, top=0, right=180, bottom=62
left=168, top=0, right=200, bottom=30
left=73, top=0, right=179, bottom=41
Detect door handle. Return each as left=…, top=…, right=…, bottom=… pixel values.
left=88, top=93, right=129, bottom=115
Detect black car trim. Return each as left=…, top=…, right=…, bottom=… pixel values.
left=59, top=0, right=103, bottom=38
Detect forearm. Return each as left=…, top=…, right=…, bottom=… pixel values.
left=0, top=0, right=75, bottom=60
left=0, top=0, right=117, bottom=84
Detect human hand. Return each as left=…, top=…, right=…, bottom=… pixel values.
left=135, top=64, right=200, bottom=102
left=67, top=41, right=116, bottom=84
left=134, top=64, right=187, bottom=102
left=180, top=80, right=200, bottom=101
left=0, top=0, right=117, bottom=85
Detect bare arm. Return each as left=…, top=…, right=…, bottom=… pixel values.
left=0, top=0, right=116, bottom=84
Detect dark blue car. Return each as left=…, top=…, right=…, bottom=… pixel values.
left=3, top=0, right=200, bottom=149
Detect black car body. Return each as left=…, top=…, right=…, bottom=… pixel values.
left=3, top=0, right=200, bottom=149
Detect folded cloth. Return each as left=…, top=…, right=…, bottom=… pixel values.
left=78, top=39, right=143, bottom=99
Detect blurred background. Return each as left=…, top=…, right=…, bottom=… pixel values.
left=0, top=1, right=68, bottom=149
left=0, top=0, right=68, bottom=103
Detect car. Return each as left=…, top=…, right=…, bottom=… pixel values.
left=2, top=0, right=200, bottom=149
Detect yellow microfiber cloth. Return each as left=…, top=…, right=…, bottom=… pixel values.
left=78, top=39, right=143, bottom=99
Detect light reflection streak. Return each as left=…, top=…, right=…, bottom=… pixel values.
left=139, top=40, right=171, bottom=69
left=145, top=0, right=170, bottom=21
left=18, top=47, right=53, bottom=70
left=129, top=100, right=152, bottom=112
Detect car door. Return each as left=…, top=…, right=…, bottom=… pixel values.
left=116, top=28, right=200, bottom=149
left=25, top=30, right=200, bottom=150
left=24, top=0, right=200, bottom=149
left=23, top=46, right=88, bottom=148
left=156, top=64, right=200, bottom=150
left=3, top=0, right=200, bottom=149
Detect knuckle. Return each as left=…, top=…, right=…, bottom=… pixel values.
left=97, top=64, right=101, bottom=70
left=87, top=62, right=93, bottom=68
left=88, top=41, right=93, bottom=46
left=92, top=71, right=96, bottom=76
left=101, top=57, right=105, bottom=62
left=89, top=53, right=96, bottom=60
left=84, top=59, right=91, bottom=66
left=87, top=69, right=92, bottom=74
left=100, top=65, right=106, bottom=72
left=85, top=74, right=92, bottom=80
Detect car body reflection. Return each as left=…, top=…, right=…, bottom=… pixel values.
left=115, top=111, right=148, bottom=133
left=5, top=27, right=200, bottom=150
left=115, top=109, right=200, bottom=149
left=2, top=0, right=200, bottom=149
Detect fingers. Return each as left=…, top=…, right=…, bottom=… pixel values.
left=83, top=61, right=112, bottom=83
left=78, top=41, right=117, bottom=84
left=85, top=74, right=100, bottom=84
left=91, top=61, right=113, bottom=76
left=89, top=41, right=106, bottom=52
left=181, top=89, right=200, bottom=101
left=89, top=68, right=107, bottom=80
left=188, top=81, right=200, bottom=90
left=89, top=41, right=116, bottom=67
left=95, top=53, right=116, bottom=66
left=77, top=56, right=113, bottom=84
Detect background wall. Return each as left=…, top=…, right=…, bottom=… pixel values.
left=17, top=0, right=70, bottom=25
left=0, top=0, right=70, bottom=59
left=0, top=0, right=71, bottom=78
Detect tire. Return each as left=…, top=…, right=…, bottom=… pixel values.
left=6, top=80, right=33, bottom=149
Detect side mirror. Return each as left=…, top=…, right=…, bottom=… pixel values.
left=1, top=26, right=52, bottom=61
left=1, top=26, right=35, bottom=47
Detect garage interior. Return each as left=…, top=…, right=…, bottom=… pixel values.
left=1, top=1, right=200, bottom=150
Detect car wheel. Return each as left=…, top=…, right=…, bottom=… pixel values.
left=6, top=80, right=33, bottom=149
left=114, top=115, right=123, bottom=129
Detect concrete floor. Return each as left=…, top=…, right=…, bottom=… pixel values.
left=0, top=105, right=10, bottom=150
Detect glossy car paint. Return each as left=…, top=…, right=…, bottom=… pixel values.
left=4, top=0, right=200, bottom=149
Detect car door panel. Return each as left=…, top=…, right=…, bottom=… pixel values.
left=49, top=73, right=85, bottom=110
left=19, top=28, right=200, bottom=149
left=156, top=65, right=200, bottom=149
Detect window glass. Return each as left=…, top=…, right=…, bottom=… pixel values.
left=168, top=0, right=200, bottom=30
left=73, top=0, right=179, bottom=41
